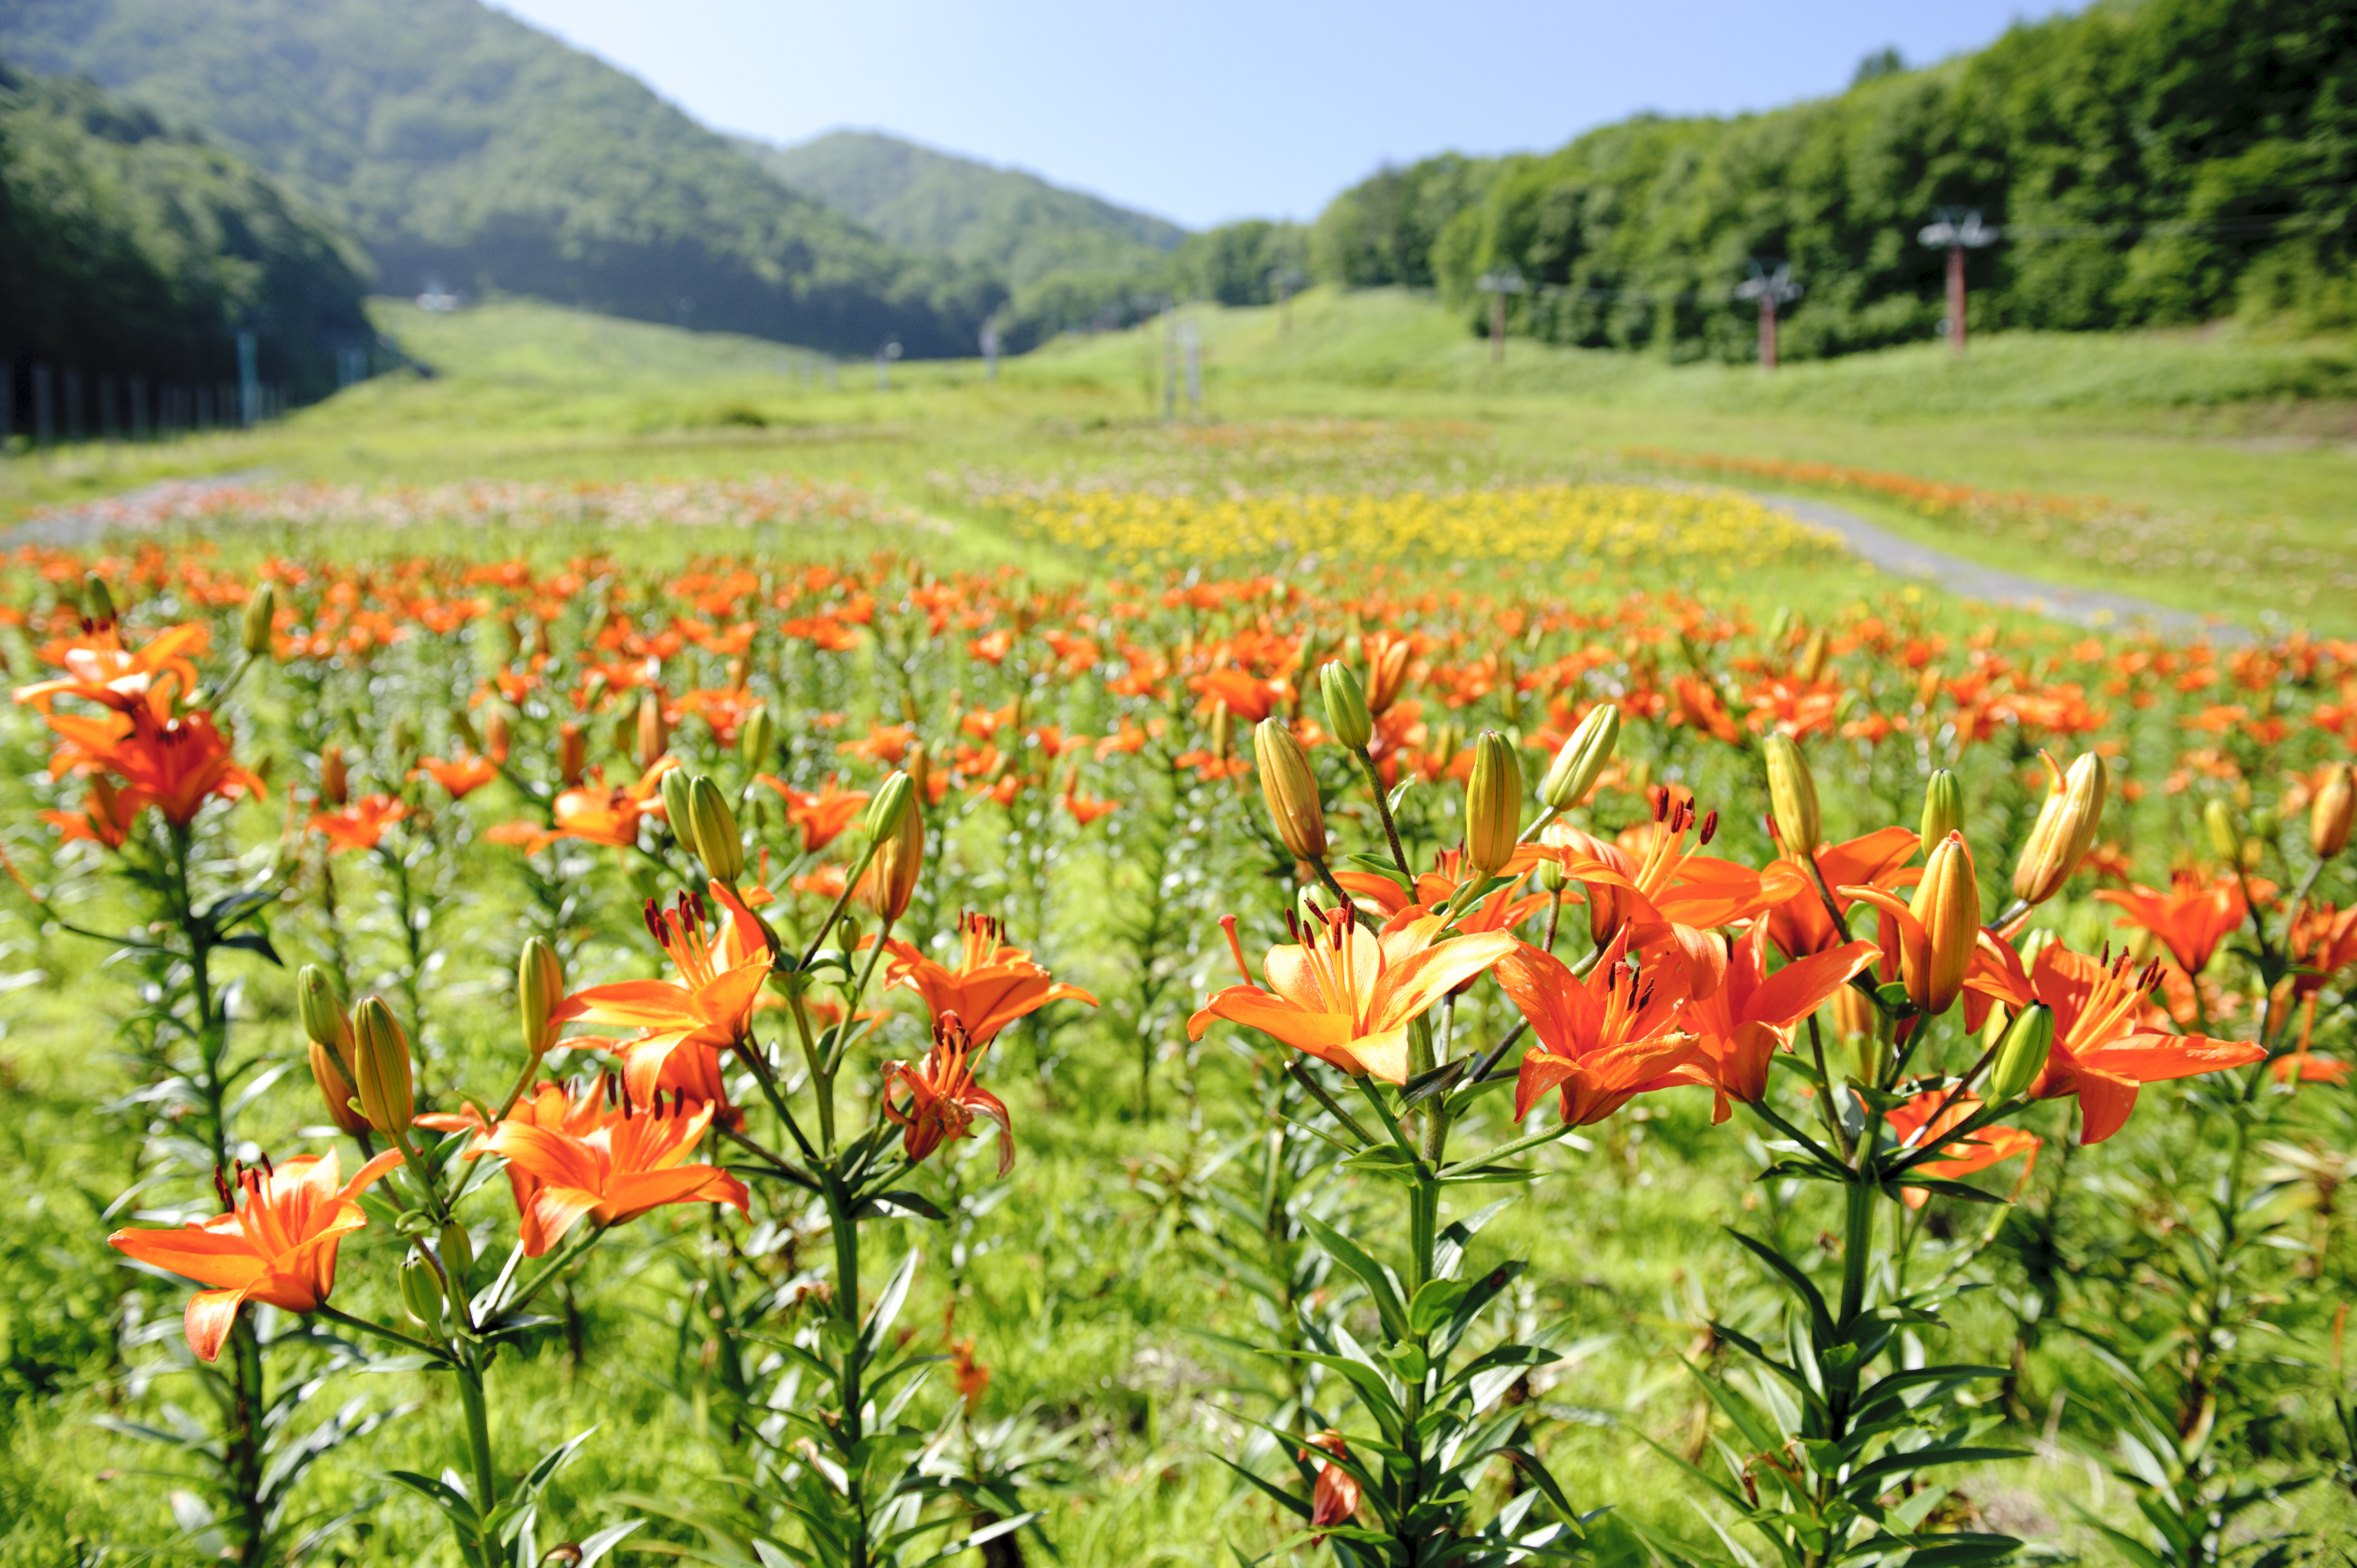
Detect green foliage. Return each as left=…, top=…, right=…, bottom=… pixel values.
left=0, top=0, right=1002, bottom=356
left=1328, top=0, right=2357, bottom=361
left=1174, top=220, right=1310, bottom=308
left=0, top=60, right=371, bottom=399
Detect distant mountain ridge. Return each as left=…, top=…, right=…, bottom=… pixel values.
left=734, top=130, right=1184, bottom=290
left=0, top=0, right=1000, bottom=355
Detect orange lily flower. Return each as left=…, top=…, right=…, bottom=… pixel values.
left=1187, top=907, right=1519, bottom=1084
left=1336, top=847, right=1557, bottom=933
left=108, top=1148, right=404, bottom=1361
left=882, top=1015, right=1016, bottom=1174
left=1882, top=1090, right=2039, bottom=1209
left=416, top=754, right=501, bottom=799
left=2287, top=903, right=2357, bottom=1002
left=1679, top=921, right=1878, bottom=1121
left=1968, top=937, right=2264, bottom=1143
left=508, top=758, right=677, bottom=853
left=44, top=692, right=262, bottom=824
left=1762, top=826, right=1919, bottom=959
left=476, top=1084, right=748, bottom=1256
left=1303, top=1428, right=1365, bottom=1540
left=2093, top=871, right=2248, bottom=977
left=553, top=882, right=774, bottom=1101
left=309, top=795, right=409, bottom=854
left=1495, top=932, right=1702, bottom=1125
left=758, top=775, right=870, bottom=853
left=884, top=912, right=1098, bottom=1046
left=15, top=620, right=208, bottom=712
left=42, top=778, right=141, bottom=848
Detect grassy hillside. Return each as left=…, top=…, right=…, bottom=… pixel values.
left=737, top=128, right=1182, bottom=288
left=7, top=288, right=2354, bottom=632
left=0, top=0, right=999, bottom=356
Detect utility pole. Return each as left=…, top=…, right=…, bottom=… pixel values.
left=1475, top=269, right=1528, bottom=365
left=1180, top=320, right=1202, bottom=416
left=1917, top=208, right=1998, bottom=355
left=874, top=339, right=900, bottom=391
left=1734, top=260, right=1803, bottom=372
left=1267, top=267, right=1306, bottom=336
left=981, top=316, right=1001, bottom=382
left=1161, top=307, right=1177, bottom=421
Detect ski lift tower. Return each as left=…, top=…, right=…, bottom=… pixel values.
left=1734, top=260, right=1803, bottom=372
left=1917, top=208, right=1998, bottom=355
left=1475, top=268, right=1527, bottom=365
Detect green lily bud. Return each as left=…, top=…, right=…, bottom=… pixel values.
left=1254, top=719, right=1327, bottom=862
left=297, top=964, right=353, bottom=1058
left=688, top=776, right=744, bottom=882
left=740, top=703, right=775, bottom=770
left=2204, top=798, right=2241, bottom=864
left=1983, top=1001, right=2056, bottom=1105
left=518, top=937, right=563, bottom=1061
left=83, top=572, right=116, bottom=628
left=1208, top=700, right=1234, bottom=762
left=864, top=770, right=915, bottom=845
left=1319, top=660, right=1373, bottom=752
left=1538, top=703, right=1619, bottom=811
left=2314, top=762, right=2354, bottom=860
left=1762, top=734, right=1821, bottom=864
left=240, top=581, right=276, bottom=657
left=2012, top=752, right=2107, bottom=906
left=438, top=1223, right=475, bottom=1298
left=1919, top=769, right=1964, bottom=850
left=659, top=768, right=698, bottom=855
left=351, top=997, right=414, bottom=1135
left=1465, top=731, right=1524, bottom=877
left=399, top=1255, right=442, bottom=1328
left=307, top=1039, right=369, bottom=1135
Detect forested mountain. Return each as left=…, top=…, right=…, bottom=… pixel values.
left=0, top=59, right=370, bottom=404
left=1316, top=0, right=2356, bottom=362
left=735, top=130, right=1181, bottom=289
left=0, top=0, right=1001, bottom=356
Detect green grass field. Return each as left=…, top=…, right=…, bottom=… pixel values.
left=6, top=288, right=2355, bottom=631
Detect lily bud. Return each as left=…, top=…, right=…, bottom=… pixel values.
left=1253, top=719, right=1327, bottom=862
left=907, top=741, right=932, bottom=805
left=439, top=1223, right=475, bottom=1297
left=297, top=964, right=354, bottom=1059
left=1532, top=817, right=1577, bottom=894
left=688, top=776, right=745, bottom=883
left=518, top=937, right=563, bottom=1060
left=1797, top=628, right=1828, bottom=685
left=1539, top=703, right=1619, bottom=810
left=1209, top=700, right=1234, bottom=764
left=1366, top=637, right=1412, bottom=716
left=1919, top=769, right=1964, bottom=849
left=398, top=1255, right=442, bottom=1327
left=308, top=1039, right=369, bottom=1135
left=1983, top=1001, right=2055, bottom=1105
left=2309, top=763, right=2351, bottom=860
left=318, top=745, right=348, bottom=808
left=2204, top=798, right=2241, bottom=865
left=865, top=770, right=915, bottom=845
left=1762, top=734, right=1821, bottom=865
left=659, top=768, right=698, bottom=855
left=557, top=722, right=585, bottom=787
left=2011, top=751, right=2106, bottom=906
left=740, top=703, right=774, bottom=770
left=240, top=581, right=276, bottom=657
left=83, top=572, right=116, bottom=628
left=862, top=792, right=925, bottom=921
left=1320, top=660, right=1373, bottom=751
left=1907, top=832, right=1981, bottom=1016
left=351, top=997, right=414, bottom=1134
left=634, top=689, right=668, bottom=772
left=1464, top=731, right=1522, bottom=876
left=483, top=704, right=513, bottom=764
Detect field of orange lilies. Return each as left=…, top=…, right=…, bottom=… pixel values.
left=2, top=487, right=2354, bottom=1566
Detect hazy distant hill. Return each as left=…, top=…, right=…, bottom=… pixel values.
left=0, top=0, right=1001, bottom=355
left=737, top=130, right=1183, bottom=288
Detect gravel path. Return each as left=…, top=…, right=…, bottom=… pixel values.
left=1, top=470, right=274, bottom=549
left=1755, top=491, right=2249, bottom=643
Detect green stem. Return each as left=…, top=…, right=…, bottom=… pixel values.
left=1838, top=1175, right=1875, bottom=1329
left=826, top=1177, right=871, bottom=1568
left=456, top=1360, right=499, bottom=1563
left=1355, top=747, right=1414, bottom=879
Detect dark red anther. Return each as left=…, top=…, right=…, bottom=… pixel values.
left=213, top=1165, right=235, bottom=1213
left=1699, top=809, right=1719, bottom=846
left=1652, top=787, right=1670, bottom=823
left=687, top=888, right=708, bottom=927
left=644, top=899, right=669, bottom=946
left=259, top=1152, right=274, bottom=1179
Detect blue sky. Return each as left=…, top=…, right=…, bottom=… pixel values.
left=494, top=0, right=2076, bottom=230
